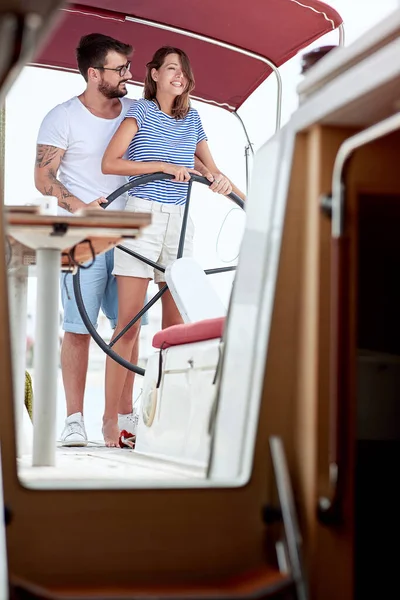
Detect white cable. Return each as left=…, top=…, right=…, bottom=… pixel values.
left=215, top=207, right=244, bottom=263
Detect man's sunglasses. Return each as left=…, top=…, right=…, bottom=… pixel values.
left=94, top=62, right=131, bottom=77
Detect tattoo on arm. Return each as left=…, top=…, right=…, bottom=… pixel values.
left=60, top=201, right=73, bottom=213
left=35, top=144, right=62, bottom=169
left=42, top=170, right=76, bottom=214
left=36, top=145, right=82, bottom=213
left=43, top=185, right=54, bottom=196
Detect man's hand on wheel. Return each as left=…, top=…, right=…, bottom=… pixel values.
left=86, top=196, right=108, bottom=210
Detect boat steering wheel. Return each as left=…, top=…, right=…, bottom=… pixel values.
left=73, top=172, right=244, bottom=376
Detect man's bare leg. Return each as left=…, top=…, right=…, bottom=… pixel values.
left=61, top=332, right=91, bottom=416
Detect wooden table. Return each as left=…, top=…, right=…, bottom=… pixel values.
left=5, top=206, right=151, bottom=467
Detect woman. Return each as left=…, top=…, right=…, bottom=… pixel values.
left=101, top=46, right=238, bottom=446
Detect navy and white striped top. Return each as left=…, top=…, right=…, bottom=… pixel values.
left=125, top=99, right=207, bottom=205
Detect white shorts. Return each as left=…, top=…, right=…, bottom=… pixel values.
left=113, top=197, right=194, bottom=283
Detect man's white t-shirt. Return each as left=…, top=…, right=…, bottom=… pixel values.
left=37, top=96, right=133, bottom=216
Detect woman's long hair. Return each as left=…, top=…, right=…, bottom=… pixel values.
left=144, top=47, right=195, bottom=120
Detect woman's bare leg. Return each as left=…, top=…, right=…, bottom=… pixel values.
left=158, top=284, right=183, bottom=329
left=103, top=276, right=149, bottom=446
left=118, top=342, right=139, bottom=415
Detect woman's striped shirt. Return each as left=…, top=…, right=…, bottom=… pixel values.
left=125, top=99, right=207, bottom=205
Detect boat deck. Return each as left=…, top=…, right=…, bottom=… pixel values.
left=18, top=444, right=207, bottom=489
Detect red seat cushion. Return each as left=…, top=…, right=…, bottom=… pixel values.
left=152, top=317, right=225, bottom=349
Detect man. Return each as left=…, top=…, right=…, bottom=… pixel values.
left=34, top=33, right=140, bottom=446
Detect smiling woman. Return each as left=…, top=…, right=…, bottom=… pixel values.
left=100, top=45, right=239, bottom=445
left=144, top=46, right=195, bottom=119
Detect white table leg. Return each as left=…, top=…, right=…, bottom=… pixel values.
left=8, top=264, right=32, bottom=457
left=32, top=248, right=60, bottom=467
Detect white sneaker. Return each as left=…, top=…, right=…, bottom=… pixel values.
left=118, top=412, right=138, bottom=437
left=60, top=412, right=88, bottom=447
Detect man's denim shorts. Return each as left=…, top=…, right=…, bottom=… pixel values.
left=61, top=248, right=148, bottom=334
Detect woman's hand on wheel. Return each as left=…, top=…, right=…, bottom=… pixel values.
left=204, top=171, right=232, bottom=196
left=162, top=163, right=202, bottom=182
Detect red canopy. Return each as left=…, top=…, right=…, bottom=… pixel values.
left=33, top=0, right=342, bottom=112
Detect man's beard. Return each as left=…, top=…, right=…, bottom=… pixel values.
left=98, top=79, right=128, bottom=99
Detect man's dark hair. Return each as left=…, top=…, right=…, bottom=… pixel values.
left=76, top=33, right=132, bottom=81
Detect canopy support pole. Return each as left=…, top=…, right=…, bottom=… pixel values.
left=233, top=111, right=254, bottom=196
left=338, top=24, right=345, bottom=46
left=125, top=15, right=283, bottom=132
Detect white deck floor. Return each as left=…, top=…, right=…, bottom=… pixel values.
left=18, top=444, right=207, bottom=489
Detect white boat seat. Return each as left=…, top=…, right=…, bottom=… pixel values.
left=134, top=317, right=225, bottom=468
left=165, top=257, right=226, bottom=323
